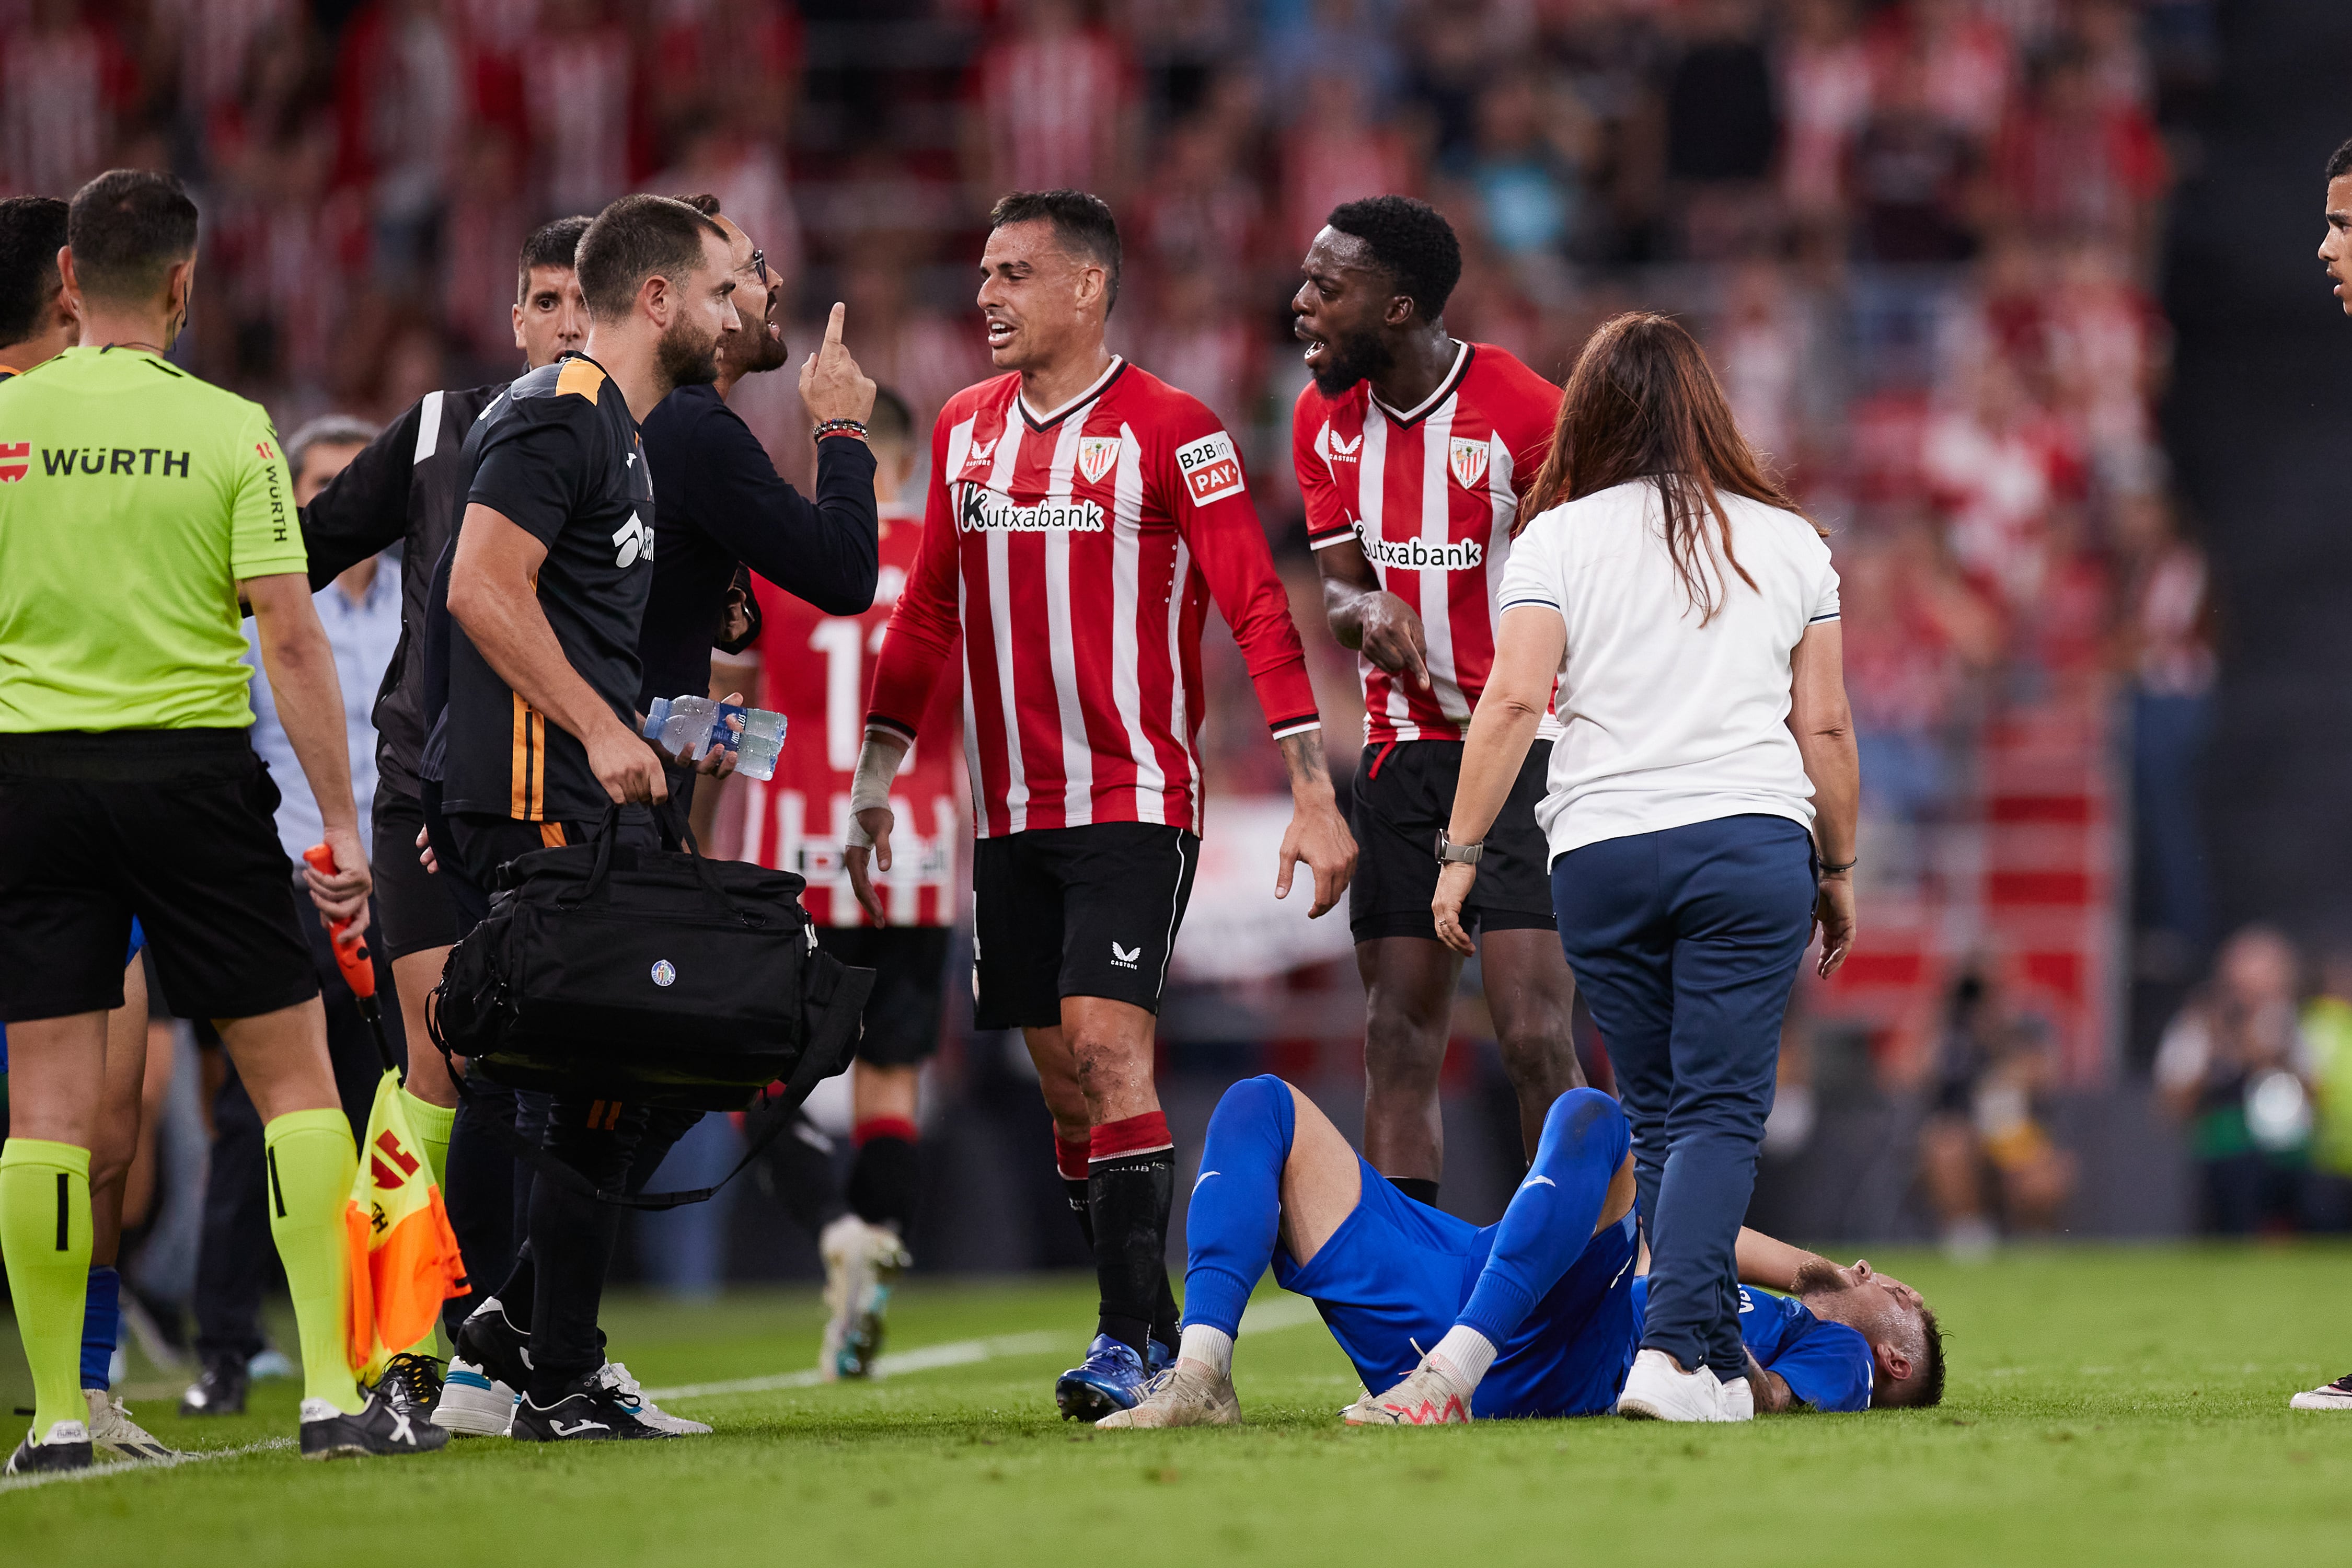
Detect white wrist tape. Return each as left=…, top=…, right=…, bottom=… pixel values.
left=846, top=732, right=909, bottom=851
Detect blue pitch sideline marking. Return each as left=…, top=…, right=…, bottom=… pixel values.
left=0, top=1296, right=1324, bottom=1495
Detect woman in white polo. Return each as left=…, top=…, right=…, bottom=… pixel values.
left=1432, top=313, right=1861, bottom=1423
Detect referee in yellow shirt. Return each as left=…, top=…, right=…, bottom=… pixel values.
left=0, top=170, right=445, bottom=1469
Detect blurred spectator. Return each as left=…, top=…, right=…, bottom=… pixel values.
left=1919, top=967, right=2076, bottom=1259
left=963, top=0, right=1137, bottom=204
left=1129, top=112, right=1265, bottom=289
left=1992, top=44, right=2167, bottom=270
left=1847, top=55, right=1980, bottom=264
left=1130, top=264, right=1261, bottom=430
left=2045, top=240, right=2167, bottom=490
left=441, top=126, right=532, bottom=366
left=1278, top=70, right=1418, bottom=255
left=1869, top=0, right=2013, bottom=144
left=2156, top=927, right=2315, bottom=1235
left=1663, top=0, right=1775, bottom=256
left=1839, top=523, right=1998, bottom=831
left=1922, top=351, right=2083, bottom=613
left=837, top=254, right=989, bottom=438
left=1458, top=68, right=1589, bottom=267
left=1266, top=0, right=1401, bottom=126
left=332, top=0, right=460, bottom=289
left=1777, top=0, right=1872, bottom=232
left=2300, top=946, right=2352, bottom=1231
left=1713, top=260, right=1805, bottom=469
left=647, top=0, right=802, bottom=151
left=1, top=0, right=140, bottom=198
left=2114, top=491, right=2215, bottom=968
left=524, top=0, right=640, bottom=219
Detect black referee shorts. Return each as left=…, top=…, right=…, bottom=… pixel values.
left=372, top=785, right=464, bottom=961
left=0, top=731, right=319, bottom=1024
left=1348, top=738, right=1557, bottom=944
left=972, top=822, right=1198, bottom=1031
left=816, top=925, right=952, bottom=1067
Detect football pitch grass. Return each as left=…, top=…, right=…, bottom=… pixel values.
left=5, top=1243, right=2349, bottom=1565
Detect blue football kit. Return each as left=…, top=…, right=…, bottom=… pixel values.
left=1631, top=1275, right=1875, bottom=1412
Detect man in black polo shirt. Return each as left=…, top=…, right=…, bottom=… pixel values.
left=636, top=193, right=879, bottom=731
left=437, top=192, right=738, bottom=1442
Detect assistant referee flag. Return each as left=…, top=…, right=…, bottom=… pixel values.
left=343, top=1069, right=467, bottom=1380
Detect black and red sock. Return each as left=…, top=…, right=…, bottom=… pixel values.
left=1087, top=1112, right=1175, bottom=1359
left=1057, top=1134, right=1095, bottom=1250
left=847, top=1116, right=919, bottom=1237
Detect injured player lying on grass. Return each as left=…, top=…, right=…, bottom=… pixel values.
left=1101, top=1077, right=1944, bottom=1427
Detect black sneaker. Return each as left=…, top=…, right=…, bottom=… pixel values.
left=511, top=1371, right=672, bottom=1442
left=299, top=1392, right=452, bottom=1459
left=178, top=1356, right=249, bottom=1417
left=454, top=1299, right=532, bottom=1394
left=375, top=1353, right=446, bottom=1424
left=5, top=1419, right=93, bottom=1474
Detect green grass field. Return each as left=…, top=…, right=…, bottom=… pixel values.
left=5, top=1244, right=2350, bottom=1565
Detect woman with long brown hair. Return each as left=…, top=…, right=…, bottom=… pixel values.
left=1423, top=313, right=1866, bottom=1421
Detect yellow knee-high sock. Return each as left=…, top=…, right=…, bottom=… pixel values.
left=396, top=1088, right=457, bottom=1359
left=0, top=1139, right=93, bottom=1439
left=399, top=1087, right=455, bottom=1192
left=263, top=1110, right=363, bottom=1415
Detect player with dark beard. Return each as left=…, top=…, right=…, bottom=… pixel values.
left=433, top=193, right=739, bottom=1442
left=1291, top=197, right=1584, bottom=1208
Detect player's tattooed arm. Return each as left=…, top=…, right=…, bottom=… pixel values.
left=1274, top=729, right=1357, bottom=919
left=1744, top=1350, right=1797, bottom=1415
left=1315, top=533, right=1430, bottom=689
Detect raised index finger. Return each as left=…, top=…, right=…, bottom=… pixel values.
left=824, top=301, right=845, bottom=348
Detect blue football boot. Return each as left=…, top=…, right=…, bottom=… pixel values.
left=1146, top=1338, right=1175, bottom=1377
left=1055, top=1334, right=1149, bottom=1422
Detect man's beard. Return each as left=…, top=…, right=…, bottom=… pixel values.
left=1309, top=326, right=1394, bottom=398
left=735, top=307, right=790, bottom=377
left=656, top=317, right=721, bottom=389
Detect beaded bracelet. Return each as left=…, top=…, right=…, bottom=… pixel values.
left=813, top=418, right=869, bottom=442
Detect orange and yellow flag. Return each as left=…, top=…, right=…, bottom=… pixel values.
left=342, top=1069, right=468, bottom=1379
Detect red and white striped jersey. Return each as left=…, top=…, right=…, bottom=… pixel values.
left=742, top=503, right=963, bottom=927
left=869, top=358, right=1321, bottom=839
left=1295, top=342, right=1563, bottom=746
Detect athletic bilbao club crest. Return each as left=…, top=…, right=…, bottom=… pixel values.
left=1448, top=436, right=1490, bottom=491
left=1077, top=435, right=1120, bottom=485
left=0, top=442, right=25, bottom=482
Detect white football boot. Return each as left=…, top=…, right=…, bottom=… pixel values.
left=1343, top=1356, right=1474, bottom=1425
left=601, top=1361, right=710, bottom=1435
left=2291, top=1373, right=2352, bottom=1411
left=1097, top=1361, right=1241, bottom=1428
left=84, top=1389, right=181, bottom=1460
left=1617, top=1348, right=1731, bottom=1422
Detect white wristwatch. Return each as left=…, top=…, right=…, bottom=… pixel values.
left=1435, top=829, right=1484, bottom=866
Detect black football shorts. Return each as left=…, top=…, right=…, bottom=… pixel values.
left=0, top=730, right=319, bottom=1024
left=815, top=925, right=952, bottom=1067
left=1348, top=738, right=1557, bottom=944
left=971, top=822, right=1199, bottom=1031
left=372, top=785, right=465, bottom=961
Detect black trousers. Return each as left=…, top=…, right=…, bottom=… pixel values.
left=190, top=901, right=385, bottom=1365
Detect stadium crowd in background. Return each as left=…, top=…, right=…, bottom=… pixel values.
left=0, top=0, right=2264, bottom=1289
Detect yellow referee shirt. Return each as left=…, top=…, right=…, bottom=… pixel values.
left=0, top=346, right=305, bottom=732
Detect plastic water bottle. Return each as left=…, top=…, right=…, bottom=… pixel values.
left=660, top=695, right=720, bottom=758
left=732, top=707, right=787, bottom=781
left=641, top=696, right=674, bottom=743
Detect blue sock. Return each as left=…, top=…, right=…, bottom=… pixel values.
left=1179, top=1075, right=1296, bottom=1339
left=1456, top=1089, right=1630, bottom=1347
left=82, top=1264, right=121, bottom=1392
